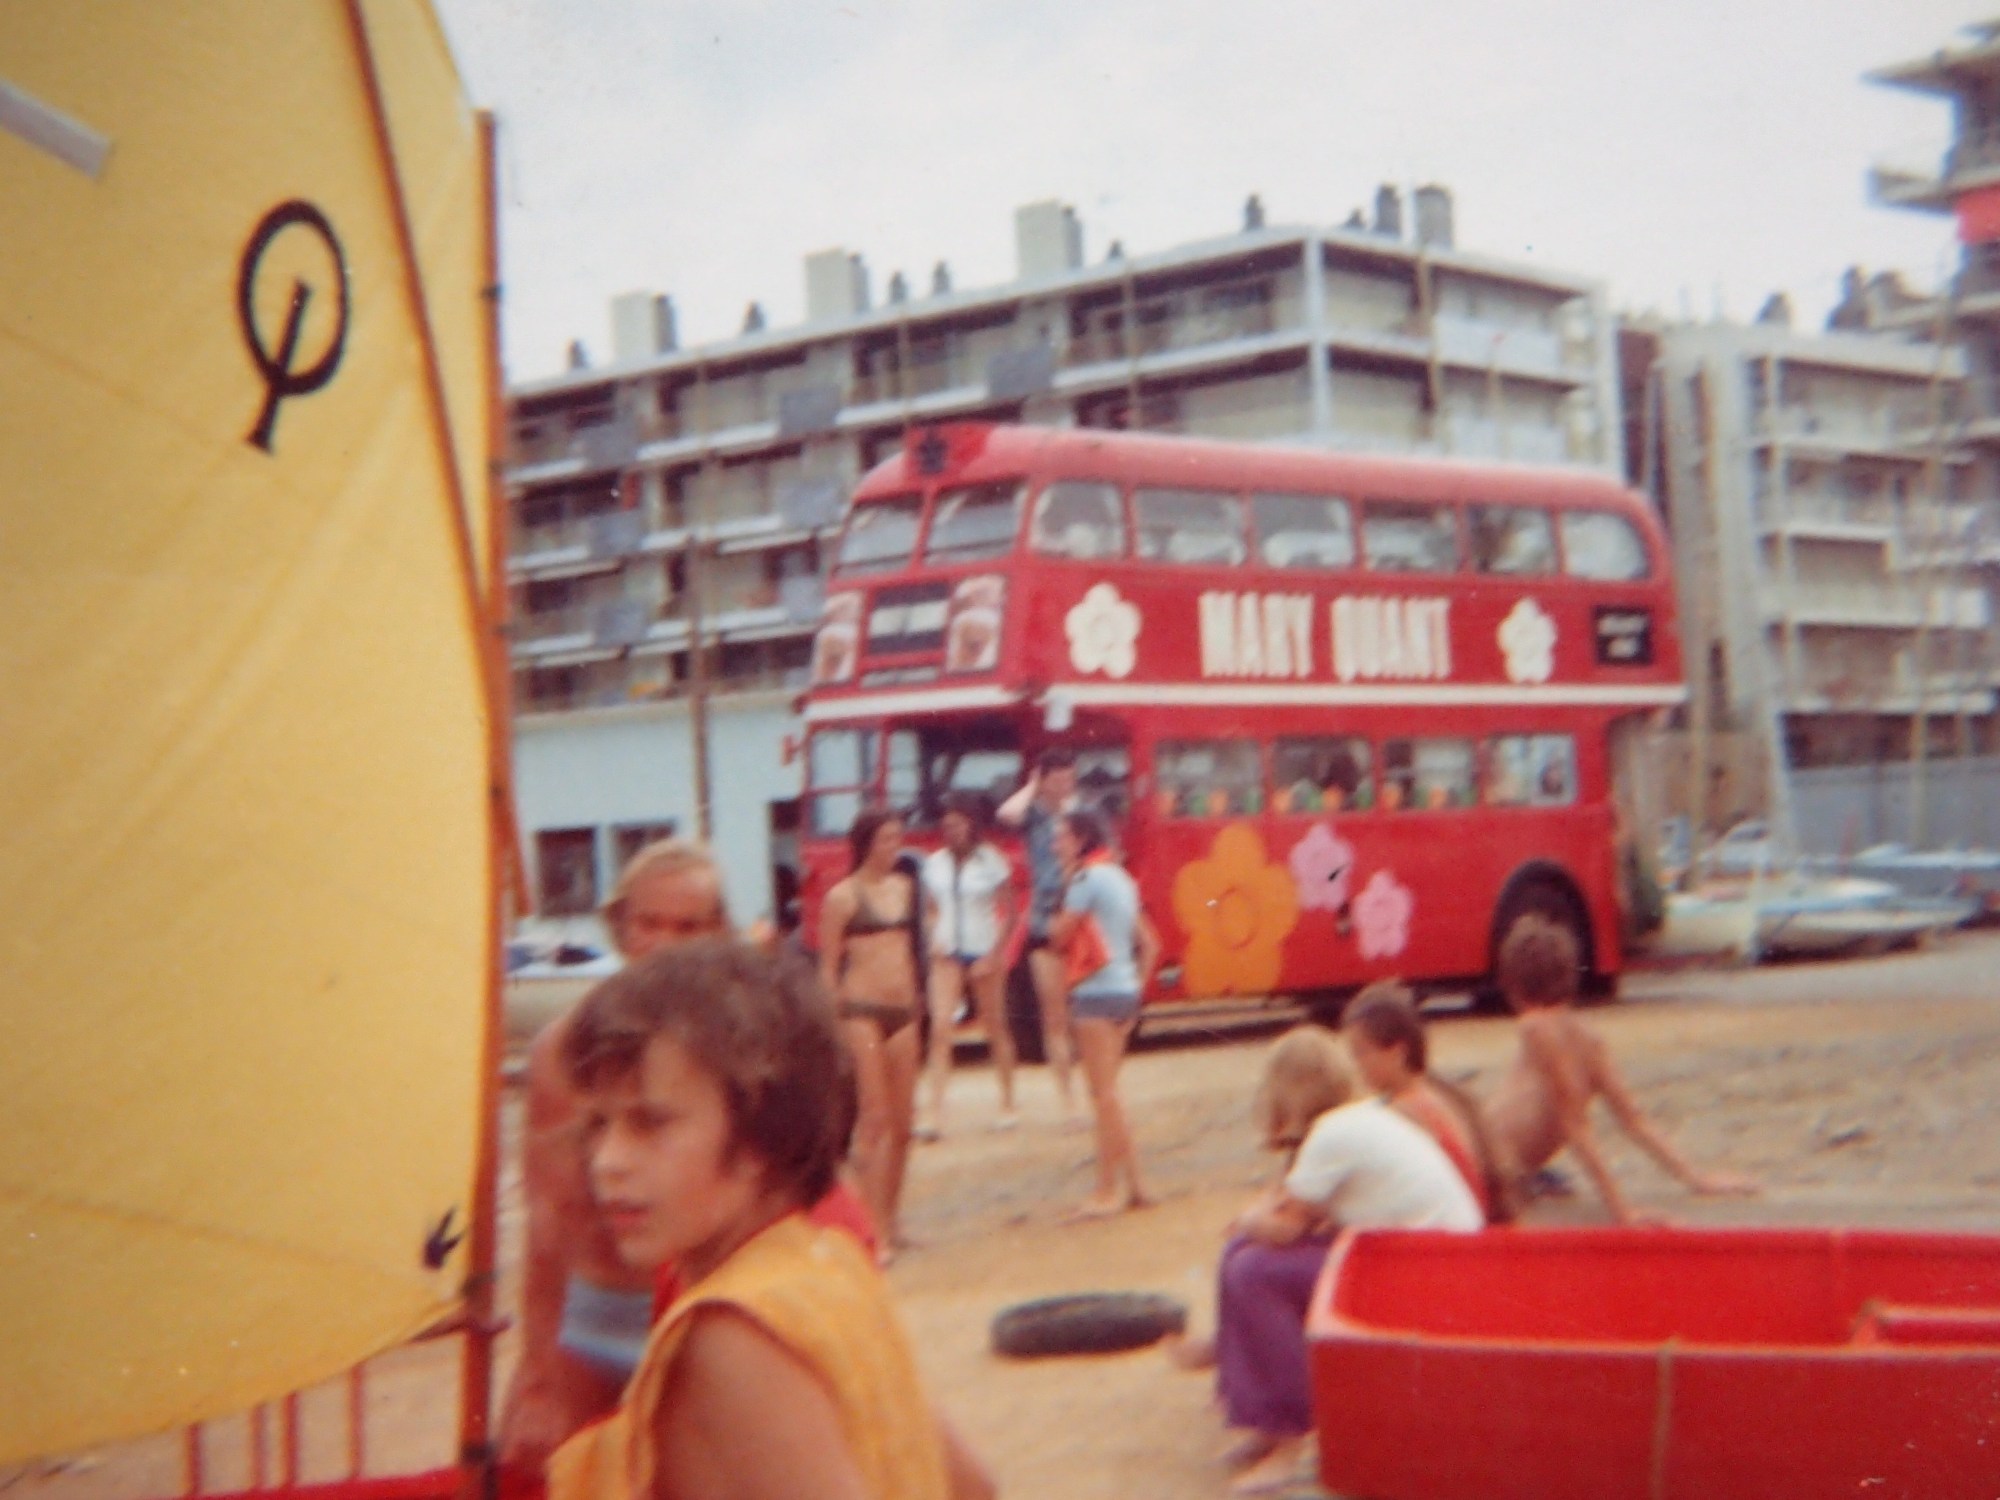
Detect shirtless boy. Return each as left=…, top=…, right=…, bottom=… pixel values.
left=1486, top=915, right=1756, bottom=1224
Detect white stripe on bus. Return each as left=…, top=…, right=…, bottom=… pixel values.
left=1054, top=682, right=1687, bottom=709
left=803, top=679, right=1685, bottom=722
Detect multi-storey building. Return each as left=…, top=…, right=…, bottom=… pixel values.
left=1638, top=319, right=1986, bottom=803
left=503, top=193, right=1624, bottom=924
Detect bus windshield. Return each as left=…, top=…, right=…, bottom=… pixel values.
left=924, top=481, right=1023, bottom=565
left=834, top=494, right=923, bottom=574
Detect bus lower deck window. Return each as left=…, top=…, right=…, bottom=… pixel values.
left=1380, top=738, right=1475, bottom=811
left=1271, top=735, right=1374, bottom=813
left=1156, top=739, right=1260, bottom=818
left=1484, top=734, right=1578, bottom=806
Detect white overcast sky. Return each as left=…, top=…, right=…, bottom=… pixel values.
left=433, top=0, right=1986, bottom=383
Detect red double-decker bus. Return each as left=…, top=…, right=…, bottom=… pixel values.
left=798, top=423, right=1681, bottom=1048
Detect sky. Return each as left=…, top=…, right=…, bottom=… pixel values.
left=433, top=0, right=1987, bottom=383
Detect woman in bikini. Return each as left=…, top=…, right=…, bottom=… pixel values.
left=818, top=804, right=924, bottom=1252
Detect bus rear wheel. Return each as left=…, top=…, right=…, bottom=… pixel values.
left=1487, top=877, right=1598, bottom=1008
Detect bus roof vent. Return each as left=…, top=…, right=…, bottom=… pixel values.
left=906, top=423, right=993, bottom=476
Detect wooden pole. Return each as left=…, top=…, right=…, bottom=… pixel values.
left=689, top=363, right=715, bottom=842
left=336, top=13, right=511, bottom=1496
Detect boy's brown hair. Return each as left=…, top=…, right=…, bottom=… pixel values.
left=1497, top=914, right=1579, bottom=1007
left=1344, top=980, right=1425, bottom=1070
left=1253, top=1025, right=1355, bottom=1154
left=563, top=937, right=855, bottom=1204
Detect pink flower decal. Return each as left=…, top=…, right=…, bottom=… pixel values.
left=1353, top=868, right=1414, bottom=960
left=1289, top=824, right=1356, bottom=913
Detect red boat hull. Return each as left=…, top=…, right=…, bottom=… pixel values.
left=1307, top=1226, right=2000, bottom=1500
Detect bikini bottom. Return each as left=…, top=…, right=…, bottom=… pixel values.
left=837, top=998, right=918, bottom=1041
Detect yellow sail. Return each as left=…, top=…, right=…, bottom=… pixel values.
left=0, top=1, right=496, bottom=1464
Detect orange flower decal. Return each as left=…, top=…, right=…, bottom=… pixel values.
left=1171, top=823, right=1301, bottom=996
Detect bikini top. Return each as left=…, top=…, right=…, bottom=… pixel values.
left=843, top=878, right=911, bottom=937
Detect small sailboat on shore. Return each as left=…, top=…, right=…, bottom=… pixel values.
left=2, top=4, right=510, bottom=1490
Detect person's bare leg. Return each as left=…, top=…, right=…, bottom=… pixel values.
left=969, top=965, right=1018, bottom=1121
left=880, top=1023, right=923, bottom=1244
left=1068, top=1016, right=1147, bottom=1215
left=842, top=1018, right=895, bottom=1242
left=1028, top=947, right=1077, bottom=1116
left=920, top=960, right=964, bottom=1139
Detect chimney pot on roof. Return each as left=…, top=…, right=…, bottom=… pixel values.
left=1372, top=184, right=1402, bottom=239
left=610, top=291, right=678, bottom=361
left=567, top=339, right=590, bottom=370
left=742, top=302, right=766, bottom=334
left=1412, top=185, right=1454, bottom=250
left=804, top=248, right=871, bottom=322
left=1243, top=193, right=1265, bottom=231
left=1015, top=200, right=1084, bottom=280
left=887, top=271, right=909, bottom=304
left=931, top=261, right=952, bottom=295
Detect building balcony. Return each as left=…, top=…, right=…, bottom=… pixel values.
left=1431, top=317, right=1581, bottom=383
left=511, top=597, right=660, bottom=655
left=1755, top=492, right=1897, bottom=541
left=1762, top=583, right=1920, bottom=630
left=1064, top=300, right=1281, bottom=369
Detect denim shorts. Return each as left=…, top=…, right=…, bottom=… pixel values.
left=1069, top=989, right=1140, bottom=1024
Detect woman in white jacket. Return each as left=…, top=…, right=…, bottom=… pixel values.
left=918, top=791, right=1020, bottom=1138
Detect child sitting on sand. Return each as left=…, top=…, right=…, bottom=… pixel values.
left=1191, top=1026, right=1481, bottom=1496
left=1486, top=915, right=1757, bottom=1223
left=546, top=937, right=990, bottom=1500
left=1342, top=981, right=1514, bottom=1223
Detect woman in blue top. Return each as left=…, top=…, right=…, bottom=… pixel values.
left=1051, top=808, right=1160, bottom=1219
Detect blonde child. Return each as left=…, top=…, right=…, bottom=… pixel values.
left=1198, top=1027, right=1479, bottom=1496
left=546, top=937, right=991, bottom=1500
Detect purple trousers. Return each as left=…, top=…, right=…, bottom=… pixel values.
left=1214, top=1232, right=1336, bottom=1436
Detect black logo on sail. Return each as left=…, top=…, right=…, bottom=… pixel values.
left=237, top=200, right=349, bottom=453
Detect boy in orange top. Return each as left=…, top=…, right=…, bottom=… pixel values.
left=548, top=938, right=992, bottom=1500
left=1486, top=916, right=1757, bottom=1223
left=499, top=841, right=879, bottom=1496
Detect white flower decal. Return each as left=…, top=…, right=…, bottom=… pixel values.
left=1065, top=582, right=1140, bottom=679
left=1498, top=598, right=1556, bottom=684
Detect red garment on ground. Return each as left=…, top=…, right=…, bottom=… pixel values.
left=650, top=1179, right=881, bottom=1317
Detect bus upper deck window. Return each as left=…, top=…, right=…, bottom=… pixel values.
left=1031, top=481, right=1125, bottom=560
left=925, top=481, right=1024, bottom=565
left=1253, top=493, right=1355, bottom=569
left=1135, top=488, right=1247, bottom=566
left=1362, top=500, right=1460, bottom=573
left=833, top=494, right=923, bottom=574
left=1469, top=505, right=1556, bottom=575
left=1561, top=510, right=1650, bottom=581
